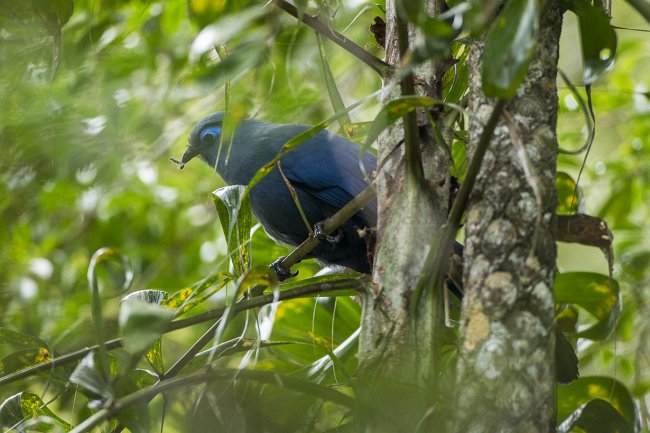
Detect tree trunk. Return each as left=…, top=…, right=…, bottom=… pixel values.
left=357, top=0, right=451, bottom=428
left=455, top=3, right=563, bottom=432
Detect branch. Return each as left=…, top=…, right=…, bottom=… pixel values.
left=0, top=277, right=365, bottom=387
left=276, top=185, right=376, bottom=272
left=270, top=0, right=394, bottom=79
left=111, top=275, right=365, bottom=433
left=71, top=368, right=359, bottom=433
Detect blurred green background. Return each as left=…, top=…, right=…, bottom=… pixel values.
left=1, top=0, right=649, bottom=430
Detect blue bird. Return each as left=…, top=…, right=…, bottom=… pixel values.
left=181, top=112, right=377, bottom=275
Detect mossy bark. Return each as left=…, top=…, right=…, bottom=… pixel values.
left=455, top=4, right=563, bottom=432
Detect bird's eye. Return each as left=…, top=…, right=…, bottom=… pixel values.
left=200, top=126, right=221, bottom=144
left=202, top=132, right=215, bottom=143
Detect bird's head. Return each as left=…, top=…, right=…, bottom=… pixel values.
left=182, top=112, right=225, bottom=168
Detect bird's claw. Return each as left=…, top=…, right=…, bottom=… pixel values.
left=314, top=222, right=341, bottom=244
left=269, top=256, right=298, bottom=281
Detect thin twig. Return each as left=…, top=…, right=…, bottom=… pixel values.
left=270, top=0, right=394, bottom=79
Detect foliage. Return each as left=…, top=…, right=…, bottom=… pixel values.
left=0, top=0, right=648, bottom=431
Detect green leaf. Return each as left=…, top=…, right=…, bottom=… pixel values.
left=306, top=328, right=359, bottom=382
left=556, top=304, right=579, bottom=333
left=626, top=0, right=650, bottom=23
left=461, top=0, right=502, bottom=34
left=364, top=96, right=436, bottom=150
left=0, top=348, right=53, bottom=376
left=129, top=369, right=158, bottom=389
left=213, top=185, right=252, bottom=276
left=234, top=266, right=279, bottom=299
left=482, top=0, right=539, bottom=98
left=0, top=392, right=73, bottom=432
left=555, top=329, right=579, bottom=384
left=166, top=272, right=235, bottom=315
left=31, top=0, right=73, bottom=81
left=558, top=399, right=635, bottom=433
left=268, top=288, right=361, bottom=373
left=87, top=247, right=134, bottom=297
left=122, top=290, right=169, bottom=372
left=144, top=338, right=164, bottom=375
left=0, top=328, right=49, bottom=359
left=69, top=353, right=112, bottom=401
left=558, top=377, right=640, bottom=432
left=113, top=376, right=151, bottom=433
left=118, top=300, right=175, bottom=356
left=442, top=45, right=469, bottom=105
left=556, top=171, right=582, bottom=214
left=451, top=139, right=467, bottom=180
left=222, top=368, right=358, bottom=410
left=316, top=34, right=352, bottom=137
left=122, top=289, right=167, bottom=305
left=632, top=379, right=650, bottom=398
left=554, top=272, right=621, bottom=340
left=564, top=0, right=617, bottom=84
left=87, top=249, right=131, bottom=379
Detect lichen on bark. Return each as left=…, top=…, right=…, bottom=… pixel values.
left=455, top=3, right=563, bottom=432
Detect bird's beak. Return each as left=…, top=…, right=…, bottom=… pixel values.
left=181, top=147, right=199, bottom=166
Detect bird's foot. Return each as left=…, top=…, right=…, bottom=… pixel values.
left=269, top=256, right=298, bottom=281
left=314, top=222, right=341, bottom=244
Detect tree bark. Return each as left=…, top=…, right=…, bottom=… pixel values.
left=357, top=0, right=451, bottom=428
left=455, top=3, right=563, bottom=432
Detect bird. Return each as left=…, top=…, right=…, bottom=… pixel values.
left=180, top=112, right=377, bottom=276
left=179, top=113, right=578, bottom=384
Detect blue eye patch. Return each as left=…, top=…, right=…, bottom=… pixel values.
left=200, top=125, right=222, bottom=144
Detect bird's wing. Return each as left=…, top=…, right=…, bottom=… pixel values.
left=280, top=131, right=375, bottom=210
